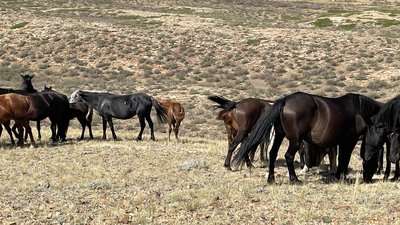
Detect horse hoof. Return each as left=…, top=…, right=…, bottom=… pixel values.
left=224, top=166, right=233, bottom=171
left=267, top=176, right=276, bottom=184
left=289, top=178, right=302, bottom=185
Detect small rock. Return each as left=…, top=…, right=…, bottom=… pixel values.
left=119, top=214, right=129, bottom=224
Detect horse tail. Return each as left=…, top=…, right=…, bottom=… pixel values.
left=86, top=106, right=94, bottom=123
left=151, top=97, right=168, bottom=123
left=232, top=99, right=284, bottom=167
left=173, top=104, right=185, bottom=122
left=208, top=95, right=237, bottom=111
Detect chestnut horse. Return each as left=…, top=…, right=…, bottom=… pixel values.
left=159, top=99, right=185, bottom=140
left=208, top=96, right=273, bottom=170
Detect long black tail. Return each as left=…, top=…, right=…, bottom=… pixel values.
left=151, top=97, right=168, bottom=123
left=208, top=95, right=237, bottom=111
left=232, top=99, right=285, bottom=167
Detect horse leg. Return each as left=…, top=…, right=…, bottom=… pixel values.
left=328, top=146, right=338, bottom=174
left=285, top=140, right=302, bottom=184
left=102, top=116, right=107, bottom=140
left=174, top=120, right=180, bottom=140
left=87, top=119, right=94, bottom=139
left=225, top=131, right=245, bottom=170
left=267, top=131, right=285, bottom=184
left=36, top=120, right=41, bottom=142
left=78, top=117, right=86, bottom=140
left=50, top=122, right=57, bottom=142
left=384, top=140, right=392, bottom=180
left=136, top=116, right=146, bottom=141
left=376, top=146, right=384, bottom=175
left=21, top=120, right=36, bottom=147
left=106, top=118, right=117, bottom=140
left=145, top=114, right=155, bottom=141
left=335, top=141, right=357, bottom=181
left=394, top=162, right=400, bottom=181
left=3, top=121, right=15, bottom=145
left=167, top=121, right=172, bottom=141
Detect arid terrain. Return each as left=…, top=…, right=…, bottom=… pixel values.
left=0, top=0, right=400, bottom=224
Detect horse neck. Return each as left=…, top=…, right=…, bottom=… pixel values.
left=20, top=83, right=37, bottom=93
left=80, top=92, right=104, bottom=109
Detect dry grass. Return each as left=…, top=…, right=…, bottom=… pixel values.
left=1, top=128, right=400, bottom=224
left=1, top=0, right=400, bottom=224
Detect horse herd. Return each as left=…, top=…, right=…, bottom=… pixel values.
left=2, top=75, right=400, bottom=184
left=0, top=75, right=185, bottom=146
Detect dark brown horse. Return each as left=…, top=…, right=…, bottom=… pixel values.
left=45, top=86, right=94, bottom=140
left=159, top=99, right=185, bottom=140
left=233, top=92, right=382, bottom=183
left=208, top=96, right=273, bottom=170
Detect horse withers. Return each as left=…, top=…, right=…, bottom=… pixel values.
left=208, top=96, right=273, bottom=170
left=70, top=90, right=167, bottom=141
left=159, top=99, right=185, bottom=140
left=233, top=92, right=382, bottom=184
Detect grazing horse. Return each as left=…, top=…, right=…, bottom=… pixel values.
left=208, top=96, right=273, bottom=170
left=159, top=99, right=185, bottom=140
left=232, top=92, right=382, bottom=184
left=362, top=95, right=400, bottom=181
left=70, top=90, right=167, bottom=141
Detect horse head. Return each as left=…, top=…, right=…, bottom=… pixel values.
left=362, top=118, right=387, bottom=182
left=20, top=74, right=37, bottom=92
left=69, top=89, right=82, bottom=103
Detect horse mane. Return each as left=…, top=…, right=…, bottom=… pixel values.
left=372, top=94, right=400, bottom=129
left=357, top=94, right=383, bottom=120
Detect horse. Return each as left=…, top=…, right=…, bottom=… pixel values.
left=0, top=91, right=70, bottom=146
left=0, top=94, right=34, bottom=146
left=232, top=92, right=382, bottom=184
left=44, top=86, right=94, bottom=140
left=69, top=90, right=167, bottom=141
left=362, top=95, right=400, bottom=182
left=159, top=99, right=185, bottom=140
left=0, top=74, right=38, bottom=144
left=208, top=96, right=274, bottom=170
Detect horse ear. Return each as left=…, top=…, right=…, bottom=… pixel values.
left=356, top=115, right=367, bottom=134
left=31, top=74, right=35, bottom=78
left=20, top=74, right=24, bottom=78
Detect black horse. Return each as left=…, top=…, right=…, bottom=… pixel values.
left=69, top=90, right=167, bottom=141
left=232, top=92, right=382, bottom=184
left=362, top=95, right=400, bottom=182
left=45, top=86, right=94, bottom=140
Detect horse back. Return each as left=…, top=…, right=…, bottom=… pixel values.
left=233, top=98, right=269, bottom=132
left=0, top=93, right=33, bottom=122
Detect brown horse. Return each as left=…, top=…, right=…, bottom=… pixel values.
left=0, top=94, right=37, bottom=146
left=208, top=96, right=273, bottom=170
left=159, top=99, right=185, bottom=140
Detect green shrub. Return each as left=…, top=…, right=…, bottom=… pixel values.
left=11, top=22, right=28, bottom=29
left=313, top=18, right=333, bottom=28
